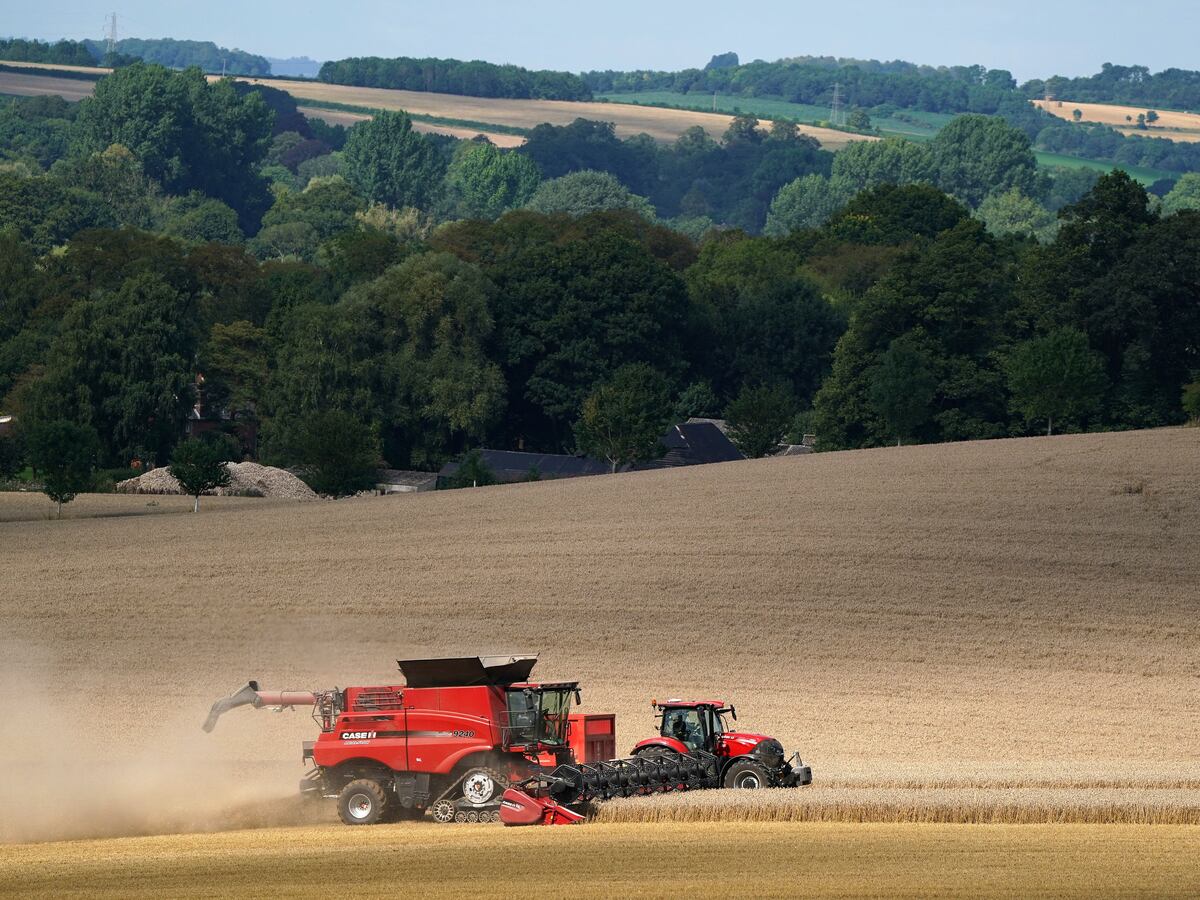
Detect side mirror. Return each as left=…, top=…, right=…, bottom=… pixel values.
left=574, top=690, right=582, bottom=705
left=731, top=707, right=737, bottom=721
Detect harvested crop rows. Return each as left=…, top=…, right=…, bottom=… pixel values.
left=1033, top=98, right=1200, bottom=142
left=1, top=426, right=1197, bottom=847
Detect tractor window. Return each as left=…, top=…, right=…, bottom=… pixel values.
left=661, top=709, right=705, bottom=750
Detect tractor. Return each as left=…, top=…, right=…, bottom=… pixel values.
left=631, top=699, right=811, bottom=789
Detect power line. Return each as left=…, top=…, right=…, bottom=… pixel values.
left=830, top=82, right=843, bottom=127
left=104, top=12, right=118, bottom=55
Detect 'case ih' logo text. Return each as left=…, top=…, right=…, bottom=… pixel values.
left=340, top=731, right=377, bottom=740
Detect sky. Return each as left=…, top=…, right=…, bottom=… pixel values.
left=5, top=1, right=1196, bottom=82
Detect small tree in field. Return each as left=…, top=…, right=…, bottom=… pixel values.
left=575, top=364, right=672, bottom=473
left=1147, top=110, right=1159, bottom=125
left=1072, top=109, right=1083, bottom=122
left=724, top=384, right=796, bottom=459
left=170, top=438, right=231, bottom=512
left=1006, top=328, right=1107, bottom=435
left=26, top=420, right=99, bottom=516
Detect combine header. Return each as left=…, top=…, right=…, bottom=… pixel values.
left=204, top=655, right=811, bottom=826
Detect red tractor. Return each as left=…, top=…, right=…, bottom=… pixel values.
left=631, top=699, right=811, bottom=789
left=203, top=655, right=812, bottom=826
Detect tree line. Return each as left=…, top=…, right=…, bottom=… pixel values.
left=0, top=35, right=271, bottom=75
left=318, top=56, right=593, bottom=101
left=1, top=63, right=1198, bottom=501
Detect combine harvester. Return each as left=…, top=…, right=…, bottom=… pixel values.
left=204, top=655, right=812, bottom=826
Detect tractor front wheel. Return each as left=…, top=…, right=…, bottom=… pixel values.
left=723, top=759, right=769, bottom=790
left=337, top=778, right=389, bottom=825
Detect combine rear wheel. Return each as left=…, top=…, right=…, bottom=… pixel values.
left=337, top=779, right=389, bottom=825
left=723, top=759, right=769, bottom=790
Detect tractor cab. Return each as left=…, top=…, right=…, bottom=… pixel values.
left=652, top=699, right=735, bottom=753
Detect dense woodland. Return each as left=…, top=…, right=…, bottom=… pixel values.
left=317, top=56, right=593, bottom=101
left=0, top=36, right=270, bottom=75
left=0, top=63, right=1198, bottom=492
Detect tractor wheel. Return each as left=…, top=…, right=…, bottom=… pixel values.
left=723, top=759, right=770, bottom=790
left=337, top=779, right=389, bottom=825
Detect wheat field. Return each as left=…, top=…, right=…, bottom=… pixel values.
left=1032, top=98, right=1200, bottom=142
left=2, top=822, right=1198, bottom=899
left=1, top=427, right=1198, bottom=892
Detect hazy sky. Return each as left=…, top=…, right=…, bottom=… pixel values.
left=6, top=1, right=1196, bottom=81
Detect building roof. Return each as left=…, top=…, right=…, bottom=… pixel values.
left=639, top=422, right=745, bottom=469
left=685, top=417, right=730, bottom=435
left=376, top=469, right=438, bottom=487
left=438, top=449, right=611, bottom=481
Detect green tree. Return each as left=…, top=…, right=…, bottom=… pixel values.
left=830, top=137, right=934, bottom=193
left=1161, top=173, right=1200, bottom=216
left=294, top=409, right=381, bottom=497
left=976, top=188, right=1058, bottom=242
left=341, top=110, right=445, bottom=210
left=444, top=449, right=496, bottom=489
left=846, top=109, right=872, bottom=131
left=868, top=334, right=937, bottom=445
left=1072, top=109, right=1083, bottom=122
left=1146, top=110, right=1159, bottom=125
left=169, top=437, right=232, bottom=512
left=764, top=174, right=854, bottom=234
left=1005, top=328, right=1107, bottom=435
left=0, top=428, right=25, bottom=481
left=201, top=321, right=269, bottom=420
left=673, top=381, right=721, bottom=421
left=1183, top=382, right=1200, bottom=423
left=160, top=194, right=243, bottom=244
left=575, top=364, right=672, bottom=472
left=72, top=63, right=274, bottom=226
left=526, top=170, right=655, bottom=219
left=443, top=141, right=541, bottom=220
left=929, top=114, right=1042, bottom=207
left=724, top=383, right=795, bottom=458
left=25, top=272, right=196, bottom=466
left=26, top=419, right=99, bottom=515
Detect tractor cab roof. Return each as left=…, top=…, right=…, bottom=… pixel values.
left=506, top=681, right=580, bottom=691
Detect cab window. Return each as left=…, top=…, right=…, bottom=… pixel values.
left=661, top=709, right=705, bottom=750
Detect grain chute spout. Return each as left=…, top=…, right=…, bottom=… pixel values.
left=202, top=681, right=319, bottom=732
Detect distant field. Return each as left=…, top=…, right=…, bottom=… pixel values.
left=1034, top=98, right=1200, bottom=143
left=295, top=105, right=525, bottom=147
left=599, top=91, right=954, bottom=139
left=1034, top=150, right=1173, bottom=184
left=0, top=62, right=873, bottom=150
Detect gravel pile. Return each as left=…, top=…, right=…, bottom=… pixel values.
left=116, top=462, right=317, bottom=501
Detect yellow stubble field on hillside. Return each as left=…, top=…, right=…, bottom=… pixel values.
left=1, top=427, right=1198, bottom=893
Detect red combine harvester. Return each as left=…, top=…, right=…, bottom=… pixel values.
left=203, top=655, right=811, bottom=826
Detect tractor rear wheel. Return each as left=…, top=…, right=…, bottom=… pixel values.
left=337, top=778, right=389, bottom=825
left=723, top=759, right=769, bottom=790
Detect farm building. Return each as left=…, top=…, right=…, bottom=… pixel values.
left=375, top=469, right=437, bottom=494
left=438, top=450, right=611, bottom=486
left=439, top=422, right=745, bottom=487
left=634, top=422, right=744, bottom=469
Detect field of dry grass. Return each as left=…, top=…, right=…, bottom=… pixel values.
left=1, top=822, right=1198, bottom=898
left=0, top=491, right=264, bottom=523
left=294, top=104, right=525, bottom=147
left=0, top=69, right=94, bottom=102
left=0, top=427, right=1197, bottom=842
left=1033, top=98, right=1200, bottom=142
